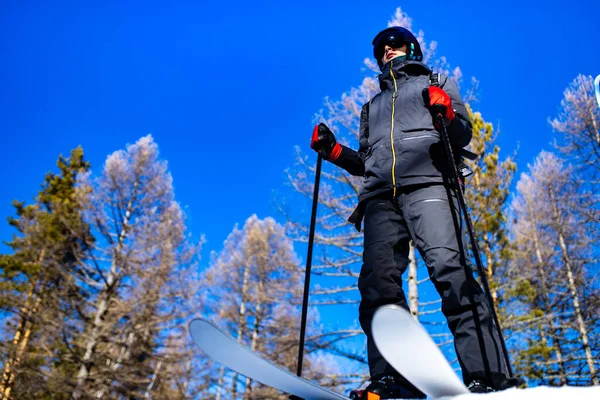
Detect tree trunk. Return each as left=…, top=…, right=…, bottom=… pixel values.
left=144, top=360, right=162, bottom=398
left=527, top=199, right=567, bottom=385
left=72, top=178, right=139, bottom=399
left=216, top=365, right=225, bottom=400
left=244, top=279, right=264, bottom=400
left=407, top=241, right=419, bottom=320
left=0, top=249, right=45, bottom=399
left=483, top=237, right=498, bottom=308
left=231, top=260, right=252, bottom=399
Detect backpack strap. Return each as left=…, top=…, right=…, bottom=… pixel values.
left=428, top=71, right=479, bottom=178
left=360, top=101, right=371, bottom=141
left=429, top=72, right=440, bottom=87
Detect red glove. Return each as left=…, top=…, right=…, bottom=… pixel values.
left=310, top=123, right=342, bottom=161
left=427, top=86, right=455, bottom=128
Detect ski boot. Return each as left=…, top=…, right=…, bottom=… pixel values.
left=349, top=375, right=426, bottom=399
left=467, top=380, right=494, bottom=393
left=466, top=374, right=525, bottom=393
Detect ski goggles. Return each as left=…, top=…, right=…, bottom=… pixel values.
left=372, top=30, right=409, bottom=61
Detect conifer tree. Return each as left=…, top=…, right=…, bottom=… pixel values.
left=0, top=147, right=92, bottom=399
left=463, top=108, right=516, bottom=316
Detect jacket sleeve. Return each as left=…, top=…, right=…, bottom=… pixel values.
left=330, top=103, right=370, bottom=176
left=441, top=76, right=473, bottom=148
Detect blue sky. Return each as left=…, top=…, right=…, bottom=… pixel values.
left=1, top=0, right=599, bottom=263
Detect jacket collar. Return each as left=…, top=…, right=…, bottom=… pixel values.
left=378, top=59, right=432, bottom=91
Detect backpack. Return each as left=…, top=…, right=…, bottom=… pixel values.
left=429, top=72, right=479, bottom=178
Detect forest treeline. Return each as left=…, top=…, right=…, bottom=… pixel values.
left=1, top=7, right=598, bottom=399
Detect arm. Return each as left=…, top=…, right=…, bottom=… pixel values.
left=331, top=103, right=369, bottom=176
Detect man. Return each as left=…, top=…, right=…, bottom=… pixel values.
left=310, top=27, right=518, bottom=399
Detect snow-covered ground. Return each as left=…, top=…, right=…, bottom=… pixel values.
left=436, top=385, right=600, bottom=400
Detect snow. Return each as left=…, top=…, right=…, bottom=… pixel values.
left=436, top=385, right=600, bottom=400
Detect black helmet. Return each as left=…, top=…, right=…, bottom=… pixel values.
left=372, top=26, right=423, bottom=69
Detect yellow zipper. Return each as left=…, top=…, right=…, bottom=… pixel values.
left=389, top=61, right=398, bottom=198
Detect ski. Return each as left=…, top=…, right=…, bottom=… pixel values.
left=190, top=314, right=600, bottom=399
left=372, top=305, right=470, bottom=399
left=189, top=319, right=348, bottom=400
left=371, top=305, right=600, bottom=400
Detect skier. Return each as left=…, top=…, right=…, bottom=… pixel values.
left=310, top=26, right=520, bottom=399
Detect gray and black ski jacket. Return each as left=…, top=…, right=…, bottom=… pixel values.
left=332, top=59, right=473, bottom=225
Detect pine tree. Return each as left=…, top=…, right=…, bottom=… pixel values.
left=463, top=108, right=517, bottom=317
left=0, top=147, right=92, bottom=399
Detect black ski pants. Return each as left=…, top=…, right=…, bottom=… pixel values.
left=358, top=183, right=507, bottom=384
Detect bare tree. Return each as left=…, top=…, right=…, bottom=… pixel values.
left=201, top=215, right=343, bottom=399
left=550, top=74, right=600, bottom=183
left=71, top=135, right=203, bottom=398
left=510, top=164, right=568, bottom=385
left=509, top=151, right=599, bottom=386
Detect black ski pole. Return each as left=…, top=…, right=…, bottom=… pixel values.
left=436, top=114, right=514, bottom=378
left=296, top=155, right=322, bottom=377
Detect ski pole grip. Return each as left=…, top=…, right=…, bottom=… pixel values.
left=436, top=113, right=445, bottom=127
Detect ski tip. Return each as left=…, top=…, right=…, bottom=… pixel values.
left=188, top=318, right=216, bottom=341
left=595, top=74, right=600, bottom=107
left=188, top=318, right=202, bottom=333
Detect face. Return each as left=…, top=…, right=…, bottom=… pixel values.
left=381, top=43, right=408, bottom=65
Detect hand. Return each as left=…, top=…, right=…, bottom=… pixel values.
left=310, top=123, right=342, bottom=161
left=424, top=86, right=455, bottom=128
